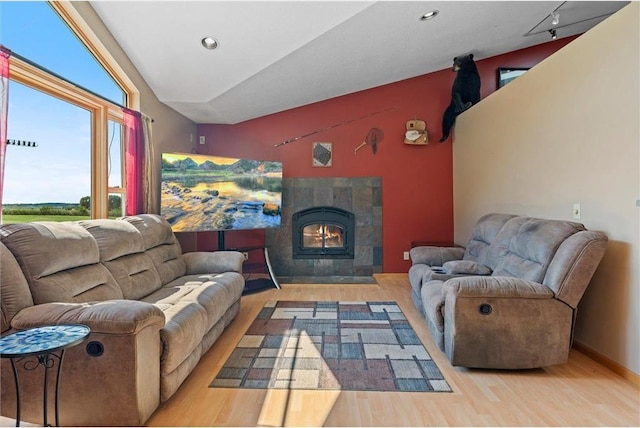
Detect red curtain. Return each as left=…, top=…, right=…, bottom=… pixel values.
left=0, top=48, right=10, bottom=223
left=123, top=108, right=144, bottom=215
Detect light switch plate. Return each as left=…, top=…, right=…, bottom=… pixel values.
left=573, top=203, right=581, bottom=219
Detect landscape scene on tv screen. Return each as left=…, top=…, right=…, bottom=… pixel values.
left=160, top=152, right=283, bottom=232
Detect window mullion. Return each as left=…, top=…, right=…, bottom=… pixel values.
left=92, top=106, right=109, bottom=218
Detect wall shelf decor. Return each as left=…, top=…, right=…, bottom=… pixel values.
left=404, top=119, right=428, bottom=145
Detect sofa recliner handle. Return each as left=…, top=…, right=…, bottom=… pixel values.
left=479, top=304, right=492, bottom=315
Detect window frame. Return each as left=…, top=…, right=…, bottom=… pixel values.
left=4, top=1, right=139, bottom=219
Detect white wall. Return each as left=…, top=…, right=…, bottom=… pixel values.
left=453, top=3, right=639, bottom=375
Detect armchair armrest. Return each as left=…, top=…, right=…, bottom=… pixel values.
left=409, top=246, right=465, bottom=266
left=444, top=276, right=554, bottom=299
left=183, top=251, right=244, bottom=275
left=10, top=300, right=165, bottom=334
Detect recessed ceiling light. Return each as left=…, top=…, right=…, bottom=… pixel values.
left=201, top=36, right=219, bottom=50
left=420, top=10, right=439, bottom=21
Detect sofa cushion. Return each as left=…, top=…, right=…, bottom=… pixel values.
left=0, top=222, right=123, bottom=304
left=11, top=300, right=165, bottom=334
left=480, top=216, right=528, bottom=269
left=141, top=272, right=244, bottom=374
left=160, top=273, right=244, bottom=330
left=79, top=219, right=145, bottom=261
left=443, top=260, right=492, bottom=275
left=142, top=283, right=208, bottom=380
left=34, top=264, right=124, bottom=304
left=121, top=215, right=187, bottom=285
left=1, top=222, right=99, bottom=277
left=80, top=219, right=163, bottom=300
left=0, top=242, right=34, bottom=333
left=463, top=213, right=517, bottom=265
left=120, top=214, right=175, bottom=249
left=103, top=253, right=162, bottom=301
left=493, top=218, right=585, bottom=283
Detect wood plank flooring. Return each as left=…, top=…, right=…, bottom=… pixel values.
left=145, top=274, right=640, bottom=427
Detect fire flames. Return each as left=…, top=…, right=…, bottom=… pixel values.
left=303, top=224, right=344, bottom=248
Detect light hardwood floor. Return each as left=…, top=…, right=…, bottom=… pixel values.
left=145, top=274, right=640, bottom=427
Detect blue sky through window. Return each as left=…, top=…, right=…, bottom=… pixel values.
left=1, top=1, right=125, bottom=204
left=4, top=83, right=91, bottom=204
left=0, top=1, right=124, bottom=105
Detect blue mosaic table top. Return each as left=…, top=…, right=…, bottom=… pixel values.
left=0, top=324, right=90, bottom=357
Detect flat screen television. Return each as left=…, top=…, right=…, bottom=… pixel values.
left=160, top=152, right=283, bottom=233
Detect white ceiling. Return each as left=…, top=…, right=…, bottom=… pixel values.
left=89, top=1, right=629, bottom=124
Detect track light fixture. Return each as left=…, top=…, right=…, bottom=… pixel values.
left=549, top=29, right=557, bottom=40
left=551, top=11, right=560, bottom=26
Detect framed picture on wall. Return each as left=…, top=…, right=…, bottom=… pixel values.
left=497, top=67, right=529, bottom=88
left=312, top=142, right=332, bottom=167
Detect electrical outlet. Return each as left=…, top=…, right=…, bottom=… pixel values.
left=403, top=251, right=410, bottom=261
left=242, top=252, right=249, bottom=261
left=573, top=203, right=581, bottom=219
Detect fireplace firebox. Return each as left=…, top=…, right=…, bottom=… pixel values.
left=292, top=206, right=355, bottom=259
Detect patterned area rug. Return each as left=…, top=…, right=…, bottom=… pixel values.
left=210, top=301, right=451, bottom=392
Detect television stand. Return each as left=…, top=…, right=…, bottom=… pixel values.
left=230, top=245, right=280, bottom=295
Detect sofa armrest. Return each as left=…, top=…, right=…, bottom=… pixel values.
left=441, top=276, right=572, bottom=369
left=409, top=246, right=465, bottom=266
left=444, top=276, right=554, bottom=299
left=183, top=251, right=244, bottom=274
left=10, top=300, right=165, bottom=334
left=6, top=300, right=164, bottom=425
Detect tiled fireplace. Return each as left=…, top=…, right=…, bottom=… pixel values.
left=265, top=177, right=382, bottom=278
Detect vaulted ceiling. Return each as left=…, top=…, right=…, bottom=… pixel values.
left=90, top=1, right=629, bottom=124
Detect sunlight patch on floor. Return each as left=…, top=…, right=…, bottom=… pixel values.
left=257, top=330, right=341, bottom=426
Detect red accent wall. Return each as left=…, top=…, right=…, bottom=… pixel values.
left=188, top=37, right=577, bottom=272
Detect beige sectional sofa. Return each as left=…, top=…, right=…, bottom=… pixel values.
left=409, top=213, right=608, bottom=370
left=0, top=214, right=245, bottom=426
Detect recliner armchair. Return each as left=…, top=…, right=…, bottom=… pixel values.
left=409, top=213, right=608, bottom=369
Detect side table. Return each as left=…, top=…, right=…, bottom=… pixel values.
left=0, top=324, right=91, bottom=427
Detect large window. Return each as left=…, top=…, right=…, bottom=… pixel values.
left=0, top=1, right=136, bottom=222
left=4, top=82, right=92, bottom=220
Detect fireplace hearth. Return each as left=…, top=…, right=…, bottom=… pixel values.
left=292, top=206, right=354, bottom=259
